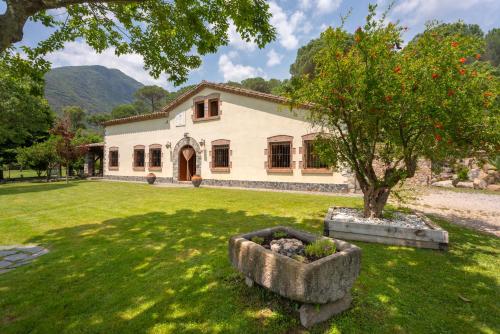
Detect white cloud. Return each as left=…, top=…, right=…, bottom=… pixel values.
left=316, top=0, right=342, bottom=13
left=218, top=52, right=264, bottom=82
left=299, top=0, right=312, bottom=10
left=381, top=0, right=500, bottom=32
left=46, top=41, right=173, bottom=89
left=227, top=22, right=258, bottom=51
left=266, top=49, right=283, bottom=67
left=269, top=1, right=305, bottom=50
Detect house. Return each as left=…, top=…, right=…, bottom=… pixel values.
left=94, top=81, right=355, bottom=192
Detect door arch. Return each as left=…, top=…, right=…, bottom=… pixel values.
left=172, top=137, right=202, bottom=182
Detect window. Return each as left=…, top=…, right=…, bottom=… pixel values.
left=195, top=101, right=205, bottom=119
left=270, top=142, right=291, bottom=168
left=266, top=135, right=294, bottom=173
left=133, top=146, right=145, bottom=170
left=108, top=148, right=119, bottom=170
left=211, top=139, right=230, bottom=172
left=193, top=93, right=221, bottom=122
left=209, top=99, right=219, bottom=117
left=149, top=145, right=162, bottom=170
left=304, top=140, right=328, bottom=169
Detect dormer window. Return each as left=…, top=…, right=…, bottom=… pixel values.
left=209, top=99, right=219, bottom=117
left=195, top=101, right=205, bottom=119
left=192, top=93, right=221, bottom=122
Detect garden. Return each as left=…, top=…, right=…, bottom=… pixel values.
left=0, top=181, right=498, bottom=333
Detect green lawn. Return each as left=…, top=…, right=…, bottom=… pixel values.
left=0, top=181, right=498, bottom=333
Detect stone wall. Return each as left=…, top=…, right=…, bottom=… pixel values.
left=102, top=175, right=348, bottom=192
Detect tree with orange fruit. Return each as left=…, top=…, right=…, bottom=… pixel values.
left=291, top=5, right=499, bottom=218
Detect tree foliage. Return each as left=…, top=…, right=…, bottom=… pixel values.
left=50, top=117, right=88, bottom=183
left=0, top=54, right=54, bottom=179
left=291, top=5, right=499, bottom=217
left=1, top=0, right=275, bottom=85
left=16, top=139, right=59, bottom=179
left=134, top=85, right=168, bottom=112
left=62, top=106, right=87, bottom=131
left=485, top=28, right=500, bottom=67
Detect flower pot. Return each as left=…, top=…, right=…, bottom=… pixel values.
left=146, top=173, right=156, bottom=185
left=191, top=175, right=202, bottom=187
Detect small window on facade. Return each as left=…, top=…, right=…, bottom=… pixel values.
left=109, top=150, right=119, bottom=168
left=270, top=142, right=291, bottom=168
left=209, top=99, right=219, bottom=117
left=304, top=140, right=328, bottom=169
left=213, top=144, right=229, bottom=168
left=196, top=101, right=205, bottom=119
left=149, top=148, right=162, bottom=168
left=134, top=148, right=145, bottom=167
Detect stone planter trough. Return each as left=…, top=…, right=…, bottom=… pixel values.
left=324, top=207, right=449, bottom=250
left=228, top=226, right=361, bottom=328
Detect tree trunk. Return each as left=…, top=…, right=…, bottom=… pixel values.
left=362, top=186, right=391, bottom=218
left=65, top=165, right=69, bottom=184
left=0, top=168, right=3, bottom=181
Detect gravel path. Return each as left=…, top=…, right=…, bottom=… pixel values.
left=406, top=189, right=500, bottom=237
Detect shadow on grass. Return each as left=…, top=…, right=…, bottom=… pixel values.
left=0, top=182, right=76, bottom=195
left=0, top=209, right=498, bottom=333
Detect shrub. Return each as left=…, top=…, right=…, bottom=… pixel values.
left=250, top=236, right=264, bottom=245
left=273, top=231, right=288, bottom=239
left=305, top=239, right=336, bottom=259
left=457, top=167, right=469, bottom=181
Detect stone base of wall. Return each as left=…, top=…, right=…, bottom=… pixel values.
left=104, top=175, right=173, bottom=183
left=103, top=175, right=348, bottom=193
left=202, top=179, right=348, bottom=193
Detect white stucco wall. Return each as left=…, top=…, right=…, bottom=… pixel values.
left=104, top=87, right=349, bottom=185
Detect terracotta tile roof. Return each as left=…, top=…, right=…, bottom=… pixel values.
left=102, top=81, right=309, bottom=126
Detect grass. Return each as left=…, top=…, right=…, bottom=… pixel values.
left=0, top=181, right=498, bottom=334
left=2, top=169, right=68, bottom=179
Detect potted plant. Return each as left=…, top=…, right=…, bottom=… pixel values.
left=191, top=174, right=202, bottom=187
left=146, top=172, right=156, bottom=184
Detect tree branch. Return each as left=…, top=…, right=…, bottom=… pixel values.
left=0, top=0, right=143, bottom=52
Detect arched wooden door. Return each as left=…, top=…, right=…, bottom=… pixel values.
left=178, top=145, right=196, bottom=181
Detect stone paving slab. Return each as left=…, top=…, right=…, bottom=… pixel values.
left=0, top=245, right=49, bottom=274
left=0, top=250, right=17, bottom=257
left=0, top=260, right=12, bottom=268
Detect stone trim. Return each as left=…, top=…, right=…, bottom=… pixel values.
left=172, top=136, right=202, bottom=181
left=202, top=179, right=348, bottom=192
left=192, top=93, right=221, bottom=122
left=301, top=133, right=331, bottom=173
left=108, top=146, right=119, bottom=171
left=266, top=135, right=294, bottom=173
left=211, top=139, right=231, bottom=173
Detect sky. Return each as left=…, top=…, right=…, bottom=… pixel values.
left=1, top=0, right=499, bottom=91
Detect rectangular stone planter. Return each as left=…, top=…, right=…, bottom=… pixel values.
left=228, top=226, right=361, bottom=328
left=324, top=207, right=449, bottom=250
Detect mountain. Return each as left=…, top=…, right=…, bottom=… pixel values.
left=45, top=65, right=143, bottom=114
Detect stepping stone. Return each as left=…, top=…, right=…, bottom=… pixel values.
left=4, top=253, right=31, bottom=262
left=0, top=260, right=12, bottom=268
left=0, top=250, right=17, bottom=257
left=18, top=246, right=45, bottom=254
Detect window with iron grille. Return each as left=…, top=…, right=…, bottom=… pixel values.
left=304, top=140, right=328, bottom=168
left=150, top=148, right=162, bottom=167
left=109, top=150, right=119, bottom=167
left=213, top=144, right=229, bottom=168
left=134, top=149, right=145, bottom=167
left=269, top=142, right=291, bottom=168
left=209, top=99, right=219, bottom=117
